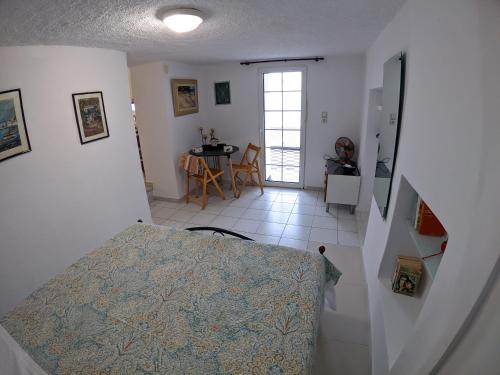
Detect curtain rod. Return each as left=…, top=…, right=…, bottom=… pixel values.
left=240, top=57, right=324, bottom=66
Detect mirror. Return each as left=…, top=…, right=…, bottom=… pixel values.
left=373, top=52, right=406, bottom=218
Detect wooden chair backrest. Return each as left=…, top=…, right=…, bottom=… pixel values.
left=178, top=152, right=189, bottom=168
left=241, top=143, right=261, bottom=167
left=180, top=153, right=210, bottom=177
left=193, top=156, right=211, bottom=177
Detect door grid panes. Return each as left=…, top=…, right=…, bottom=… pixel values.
left=263, top=71, right=303, bottom=184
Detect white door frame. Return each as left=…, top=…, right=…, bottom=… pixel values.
left=258, top=66, right=308, bottom=188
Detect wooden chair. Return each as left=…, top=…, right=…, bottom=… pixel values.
left=181, top=154, right=225, bottom=209
left=231, top=143, right=264, bottom=198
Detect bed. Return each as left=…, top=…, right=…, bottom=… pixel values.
left=0, top=223, right=341, bottom=375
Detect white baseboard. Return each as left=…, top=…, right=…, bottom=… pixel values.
left=304, top=185, right=323, bottom=191
left=153, top=196, right=184, bottom=203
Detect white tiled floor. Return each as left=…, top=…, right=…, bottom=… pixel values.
left=149, top=186, right=370, bottom=374
left=150, top=186, right=364, bottom=248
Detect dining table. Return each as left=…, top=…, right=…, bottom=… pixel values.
left=189, top=145, right=239, bottom=197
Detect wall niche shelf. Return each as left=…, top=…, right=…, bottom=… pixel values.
left=407, top=221, right=446, bottom=279
left=376, top=175, right=448, bottom=368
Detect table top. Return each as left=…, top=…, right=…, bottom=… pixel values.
left=189, top=145, right=239, bottom=157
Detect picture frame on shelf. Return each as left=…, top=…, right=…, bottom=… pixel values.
left=214, top=81, right=231, bottom=105
left=171, top=79, right=199, bottom=116
left=72, top=91, right=109, bottom=144
left=0, top=88, right=31, bottom=163
left=391, top=256, right=422, bottom=297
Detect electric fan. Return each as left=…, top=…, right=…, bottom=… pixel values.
left=335, top=137, right=355, bottom=163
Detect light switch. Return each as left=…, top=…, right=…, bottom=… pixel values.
left=321, top=111, right=328, bottom=124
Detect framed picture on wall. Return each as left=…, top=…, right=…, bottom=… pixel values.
left=214, top=81, right=231, bottom=105
left=0, top=89, right=31, bottom=163
left=171, top=79, right=199, bottom=117
left=72, top=91, right=109, bottom=144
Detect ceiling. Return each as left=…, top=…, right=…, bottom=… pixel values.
left=0, top=0, right=406, bottom=65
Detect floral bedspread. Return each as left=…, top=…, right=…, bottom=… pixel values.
left=1, top=224, right=340, bottom=375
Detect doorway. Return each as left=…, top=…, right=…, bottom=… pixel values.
left=260, top=68, right=307, bottom=187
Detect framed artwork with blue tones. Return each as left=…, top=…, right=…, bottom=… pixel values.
left=214, top=81, right=231, bottom=105
left=0, top=89, right=31, bottom=163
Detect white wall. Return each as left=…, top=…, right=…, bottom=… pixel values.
left=0, top=46, right=151, bottom=316
left=437, top=264, right=500, bottom=374
left=130, top=62, right=178, bottom=199
left=130, top=61, right=204, bottom=200
left=359, top=0, right=500, bottom=373
left=199, top=56, right=365, bottom=188
left=166, top=62, right=206, bottom=197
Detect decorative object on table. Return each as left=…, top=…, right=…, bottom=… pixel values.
left=231, top=143, right=264, bottom=198
left=391, top=256, right=422, bottom=297
left=0, top=88, right=31, bottom=162
left=171, top=79, right=198, bottom=117
left=197, top=127, right=223, bottom=150
left=72, top=91, right=109, bottom=144
left=209, top=127, right=219, bottom=146
left=191, top=146, right=203, bottom=154
left=198, top=127, right=205, bottom=144
left=223, top=145, right=233, bottom=153
left=412, top=197, right=447, bottom=236
left=214, top=81, right=231, bottom=105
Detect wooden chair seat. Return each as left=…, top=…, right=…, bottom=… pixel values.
left=231, top=163, right=253, bottom=172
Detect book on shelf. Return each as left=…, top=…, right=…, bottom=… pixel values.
left=412, top=197, right=446, bottom=236
left=392, top=256, right=422, bottom=297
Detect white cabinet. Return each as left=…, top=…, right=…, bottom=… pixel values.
left=324, top=160, right=360, bottom=213
left=326, top=174, right=361, bottom=205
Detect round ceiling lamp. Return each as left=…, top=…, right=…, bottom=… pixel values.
left=161, top=8, right=204, bottom=33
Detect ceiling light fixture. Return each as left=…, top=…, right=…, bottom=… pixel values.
left=161, top=8, right=204, bottom=33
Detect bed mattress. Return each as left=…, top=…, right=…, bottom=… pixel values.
left=1, top=224, right=340, bottom=374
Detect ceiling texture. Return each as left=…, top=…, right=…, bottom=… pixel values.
left=0, top=0, right=406, bottom=65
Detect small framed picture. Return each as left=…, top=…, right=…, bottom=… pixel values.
left=171, top=79, right=199, bottom=117
left=72, top=91, right=109, bottom=144
left=214, top=81, right=231, bottom=105
left=0, top=89, right=31, bottom=163
left=392, top=271, right=421, bottom=296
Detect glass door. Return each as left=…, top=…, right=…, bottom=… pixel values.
left=261, top=68, right=306, bottom=186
